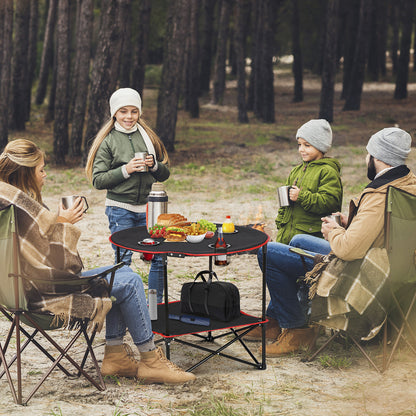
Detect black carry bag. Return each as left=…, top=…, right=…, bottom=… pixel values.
left=180, top=270, right=240, bottom=322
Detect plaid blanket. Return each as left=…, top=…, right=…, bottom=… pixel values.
left=0, top=182, right=111, bottom=331
left=305, top=248, right=390, bottom=340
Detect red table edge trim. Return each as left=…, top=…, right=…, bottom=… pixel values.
left=108, top=234, right=270, bottom=256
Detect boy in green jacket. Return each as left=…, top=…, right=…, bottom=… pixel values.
left=275, top=119, right=343, bottom=244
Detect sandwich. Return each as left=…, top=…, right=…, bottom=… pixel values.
left=165, top=226, right=186, bottom=242
left=157, top=213, right=190, bottom=228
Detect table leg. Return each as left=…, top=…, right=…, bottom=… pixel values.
left=261, top=243, right=267, bottom=370
left=162, top=254, right=170, bottom=359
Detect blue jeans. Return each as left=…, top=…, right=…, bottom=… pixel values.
left=105, top=206, right=164, bottom=302
left=257, top=234, right=331, bottom=329
left=82, top=265, right=153, bottom=346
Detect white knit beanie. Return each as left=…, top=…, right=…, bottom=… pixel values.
left=366, top=127, right=411, bottom=167
left=109, top=88, right=142, bottom=117
left=296, top=119, right=333, bottom=153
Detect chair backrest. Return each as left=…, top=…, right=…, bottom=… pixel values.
left=385, top=186, right=416, bottom=287
left=0, top=205, right=28, bottom=311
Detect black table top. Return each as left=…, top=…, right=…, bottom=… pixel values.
left=110, top=225, right=269, bottom=257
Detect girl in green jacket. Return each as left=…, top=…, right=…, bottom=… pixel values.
left=275, top=119, right=343, bottom=245
left=85, top=88, right=170, bottom=302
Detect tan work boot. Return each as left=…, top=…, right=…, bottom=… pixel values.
left=261, top=326, right=318, bottom=357
left=244, top=317, right=281, bottom=341
left=101, top=343, right=140, bottom=378
left=137, top=347, right=196, bottom=384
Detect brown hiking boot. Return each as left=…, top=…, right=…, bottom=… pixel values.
left=137, top=347, right=196, bottom=385
left=260, top=326, right=319, bottom=357
left=101, top=343, right=140, bottom=378
left=244, top=317, right=281, bottom=341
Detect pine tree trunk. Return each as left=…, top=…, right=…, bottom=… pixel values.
left=212, top=0, right=232, bottom=105
left=27, top=0, right=39, bottom=119
left=340, top=0, right=360, bottom=99
left=11, top=0, right=31, bottom=130
left=0, top=0, right=13, bottom=149
left=131, top=0, right=152, bottom=97
left=292, top=0, right=303, bottom=103
left=367, top=0, right=387, bottom=81
left=35, top=0, right=57, bottom=105
left=199, top=0, right=217, bottom=95
left=187, top=0, right=200, bottom=118
left=118, top=0, right=133, bottom=88
left=156, top=0, right=188, bottom=152
left=390, top=1, right=399, bottom=75
left=343, top=0, right=372, bottom=111
left=53, top=0, right=70, bottom=165
left=235, top=0, right=249, bottom=123
left=83, top=0, right=122, bottom=158
left=319, top=0, right=339, bottom=123
left=393, top=0, right=415, bottom=99
left=70, top=0, right=93, bottom=157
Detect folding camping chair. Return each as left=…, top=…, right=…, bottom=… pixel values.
left=293, top=185, right=416, bottom=373
left=0, top=204, right=123, bottom=405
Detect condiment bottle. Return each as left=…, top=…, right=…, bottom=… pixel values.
left=214, top=227, right=229, bottom=266
left=222, top=215, right=235, bottom=233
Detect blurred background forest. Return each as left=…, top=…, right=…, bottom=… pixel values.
left=0, top=0, right=415, bottom=165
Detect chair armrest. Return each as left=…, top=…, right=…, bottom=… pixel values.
left=13, top=262, right=125, bottom=294
left=84, top=262, right=125, bottom=294
left=289, top=247, right=316, bottom=260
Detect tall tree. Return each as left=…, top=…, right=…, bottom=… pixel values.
left=27, top=0, right=39, bottom=118
left=84, top=0, right=122, bottom=156
left=367, top=0, right=388, bottom=81
left=117, top=0, right=133, bottom=88
left=319, top=0, right=339, bottom=122
left=199, top=0, right=217, bottom=95
left=185, top=0, right=200, bottom=118
left=252, top=0, right=276, bottom=123
left=340, top=0, right=360, bottom=99
left=35, top=0, right=57, bottom=105
left=292, top=0, right=303, bottom=103
left=212, top=0, right=232, bottom=105
left=0, top=0, right=14, bottom=149
left=234, top=0, right=249, bottom=123
left=53, top=0, right=71, bottom=164
left=156, top=0, right=188, bottom=152
left=131, top=0, right=152, bottom=97
left=343, top=0, right=372, bottom=111
left=390, top=0, right=399, bottom=75
left=70, top=0, right=93, bottom=157
left=393, top=0, right=415, bottom=99
left=11, top=0, right=31, bottom=130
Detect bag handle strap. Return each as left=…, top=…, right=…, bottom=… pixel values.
left=194, top=270, right=218, bottom=284
left=186, top=270, right=218, bottom=316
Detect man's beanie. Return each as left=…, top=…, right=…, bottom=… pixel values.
left=366, top=127, right=412, bottom=167
left=109, top=88, right=142, bottom=118
left=296, top=119, right=333, bottom=153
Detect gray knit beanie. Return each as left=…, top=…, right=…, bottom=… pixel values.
left=109, top=88, right=142, bottom=117
left=296, top=119, right=333, bottom=153
left=366, top=127, right=411, bottom=167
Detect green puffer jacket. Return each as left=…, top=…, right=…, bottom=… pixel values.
left=92, top=129, right=170, bottom=205
left=275, top=158, right=342, bottom=244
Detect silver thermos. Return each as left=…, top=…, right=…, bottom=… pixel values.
left=146, top=182, right=168, bottom=228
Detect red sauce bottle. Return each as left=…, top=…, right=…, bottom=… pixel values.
left=214, top=227, right=229, bottom=266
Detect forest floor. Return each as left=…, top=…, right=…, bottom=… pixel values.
left=2, top=67, right=416, bottom=415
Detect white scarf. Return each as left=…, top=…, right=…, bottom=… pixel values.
left=114, top=121, right=156, bottom=156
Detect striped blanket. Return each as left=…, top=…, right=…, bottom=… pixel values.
left=0, top=182, right=111, bottom=331
left=305, top=248, right=390, bottom=340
